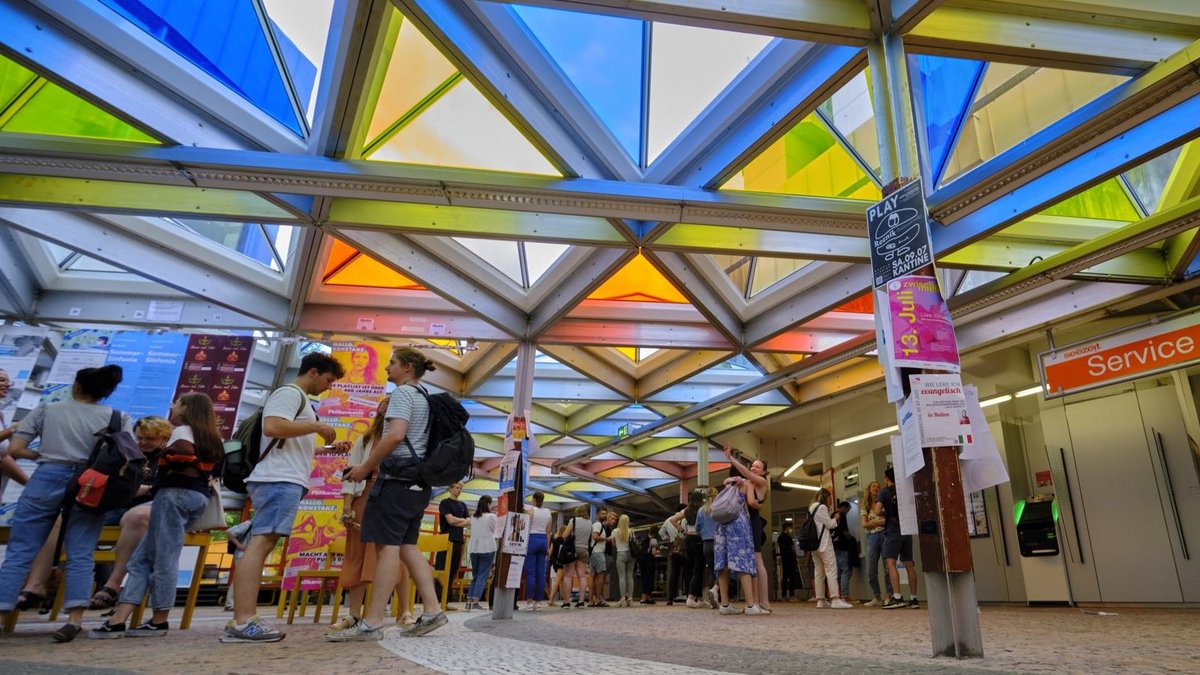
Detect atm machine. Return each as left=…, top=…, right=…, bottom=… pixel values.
left=1015, top=498, right=1072, bottom=604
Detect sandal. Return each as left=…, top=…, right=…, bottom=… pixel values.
left=400, top=613, right=415, bottom=627
left=14, top=590, right=46, bottom=611
left=89, top=586, right=120, bottom=610
left=327, top=616, right=358, bottom=632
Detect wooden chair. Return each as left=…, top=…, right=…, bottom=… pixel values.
left=284, top=538, right=345, bottom=625
left=128, top=531, right=212, bottom=630
left=330, top=534, right=452, bottom=624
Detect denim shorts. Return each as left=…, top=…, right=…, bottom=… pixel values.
left=246, top=481, right=306, bottom=536
left=589, top=550, right=607, bottom=574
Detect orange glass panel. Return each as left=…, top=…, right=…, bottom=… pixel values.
left=323, top=239, right=359, bottom=277
left=588, top=253, right=689, bottom=303
left=325, top=254, right=424, bottom=290
left=832, top=293, right=873, bottom=314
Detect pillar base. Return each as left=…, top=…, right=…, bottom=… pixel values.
left=924, top=571, right=984, bottom=658
left=490, top=588, right=516, bottom=620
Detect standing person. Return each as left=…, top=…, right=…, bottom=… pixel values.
left=726, top=447, right=772, bottom=613
left=0, top=369, right=29, bottom=499
left=638, top=531, right=659, bottom=604
left=465, top=495, right=498, bottom=611
left=697, top=486, right=719, bottom=609
left=612, top=514, right=636, bottom=607
left=832, top=501, right=856, bottom=602
left=668, top=492, right=706, bottom=609
left=604, top=511, right=619, bottom=602
left=568, top=505, right=592, bottom=607
left=588, top=508, right=610, bottom=607
left=713, top=463, right=762, bottom=615
left=875, top=467, right=919, bottom=609
left=438, top=481, right=470, bottom=609
left=334, top=347, right=448, bottom=640
left=0, top=365, right=130, bottom=642
left=810, top=489, right=852, bottom=609
left=523, top=491, right=553, bottom=611
left=223, top=352, right=348, bottom=643
left=90, top=393, right=224, bottom=638
left=861, top=480, right=892, bottom=606
left=777, top=521, right=801, bottom=601
left=547, top=519, right=571, bottom=607
left=664, top=506, right=687, bottom=606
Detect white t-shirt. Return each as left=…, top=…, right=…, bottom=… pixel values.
left=248, top=384, right=316, bottom=488
left=168, top=425, right=194, bottom=446
left=468, top=512, right=498, bottom=554
left=591, top=520, right=608, bottom=552
left=527, top=505, right=552, bottom=534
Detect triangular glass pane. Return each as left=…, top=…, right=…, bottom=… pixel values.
left=1123, top=145, right=1184, bottom=215
left=942, top=63, right=1128, bottom=185
left=1040, top=178, right=1139, bottom=222
left=262, top=0, right=333, bottom=126
left=750, top=257, right=811, bottom=296
left=647, top=23, right=772, bottom=164
left=324, top=239, right=359, bottom=277
left=523, top=241, right=570, bottom=285
left=722, top=113, right=880, bottom=200
left=615, top=347, right=637, bottom=362
left=325, top=253, right=424, bottom=290
left=638, top=347, right=659, bottom=361
left=66, top=255, right=124, bottom=273
left=588, top=253, right=689, bottom=303
left=43, top=242, right=74, bottom=267
left=173, top=220, right=291, bottom=270
left=712, top=254, right=752, bottom=297
left=454, top=237, right=523, bottom=285
left=365, top=11, right=459, bottom=148
left=0, top=55, right=156, bottom=143
left=912, top=55, right=985, bottom=185
left=367, top=78, right=559, bottom=175
left=819, top=70, right=882, bottom=177
left=100, top=0, right=303, bottom=135
left=513, top=4, right=644, bottom=163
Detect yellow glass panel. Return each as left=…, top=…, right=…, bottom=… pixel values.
left=325, top=254, right=424, bottom=290
left=1040, top=178, right=1138, bottom=222
left=323, top=239, right=359, bottom=278
left=712, top=254, right=751, bottom=296
left=615, top=347, right=637, bottom=361
left=367, top=79, right=559, bottom=175
left=428, top=338, right=461, bottom=355
left=588, top=253, right=689, bottom=303
left=722, top=113, right=880, bottom=200
left=365, top=11, right=458, bottom=147
left=942, top=64, right=1127, bottom=184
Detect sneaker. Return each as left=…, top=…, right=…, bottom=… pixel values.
left=88, top=622, right=126, bottom=640
left=702, top=588, right=717, bottom=609
left=744, top=605, right=768, bottom=616
left=685, top=598, right=701, bottom=609
left=816, top=599, right=831, bottom=609
left=864, top=598, right=881, bottom=607
left=639, top=599, right=653, bottom=605
left=220, top=617, right=285, bottom=643
left=402, top=612, right=447, bottom=638
left=574, top=601, right=586, bottom=608
left=882, top=596, right=906, bottom=609
left=908, top=598, right=920, bottom=609
left=718, top=605, right=742, bottom=615
left=324, top=621, right=383, bottom=642
left=561, top=602, right=571, bottom=608
left=127, top=621, right=169, bottom=637
left=830, top=598, right=854, bottom=609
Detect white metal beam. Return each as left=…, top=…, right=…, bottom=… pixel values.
left=30, top=290, right=273, bottom=330
left=743, top=264, right=872, bottom=347
left=644, top=251, right=744, bottom=346
left=297, top=304, right=514, bottom=342
left=527, top=247, right=634, bottom=338
left=0, top=227, right=37, bottom=318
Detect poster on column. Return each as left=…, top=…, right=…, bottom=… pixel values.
left=0, top=325, right=47, bottom=426
left=106, top=332, right=190, bottom=421
left=500, top=512, right=531, bottom=556
left=889, top=436, right=919, bottom=536
left=282, top=500, right=344, bottom=591
left=908, top=374, right=972, bottom=447
left=174, top=335, right=252, bottom=438
left=885, top=275, right=959, bottom=372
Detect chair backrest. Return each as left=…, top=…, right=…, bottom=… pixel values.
left=417, top=534, right=451, bottom=557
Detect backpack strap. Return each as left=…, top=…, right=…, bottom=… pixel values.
left=107, top=408, right=123, bottom=434
left=399, top=384, right=431, bottom=462
left=260, top=385, right=311, bottom=464
left=810, top=503, right=826, bottom=543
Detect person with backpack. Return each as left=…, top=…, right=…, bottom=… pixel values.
left=223, top=352, right=348, bottom=644
left=809, top=489, right=852, bottom=609
left=567, top=505, right=592, bottom=607
left=465, top=495, right=498, bottom=611
left=714, top=447, right=764, bottom=616
left=638, top=531, right=659, bottom=605
left=90, top=392, right=225, bottom=638
left=832, top=500, right=857, bottom=602
left=874, top=467, right=919, bottom=609
left=330, top=347, right=448, bottom=640
left=0, top=365, right=131, bottom=642
left=696, top=486, right=719, bottom=609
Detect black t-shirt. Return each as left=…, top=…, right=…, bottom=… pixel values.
left=440, top=498, right=468, bottom=543
left=778, top=532, right=797, bottom=563
left=878, top=484, right=900, bottom=533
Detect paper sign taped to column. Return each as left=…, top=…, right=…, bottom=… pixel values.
left=959, top=386, right=1010, bottom=493
left=501, top=512, right=530, bottom=555
left=505, top=555, right=525, bottom=588
left=897, top=397, right=925, bottom=477
left=890, top=435, right=919, bottom=536
left=909, top=374, right=972, bottom=446
left=498, top=449, right=520, bottom=494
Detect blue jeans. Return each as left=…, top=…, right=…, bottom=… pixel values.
left=246, top=481, right=305, bottom=536
left=836, top=549, right=851, bottom=597
left=469, top=552, right=494, bottom=601
left=865, top=531, right=893, bottom=598
left=0, top=463, right=105, bottom=612
left=118, top=488, right=207, bottom=611
left=523, top=534, right=548, bottom=600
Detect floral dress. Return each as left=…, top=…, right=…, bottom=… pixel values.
left=713, top=487, right=756, bottom=576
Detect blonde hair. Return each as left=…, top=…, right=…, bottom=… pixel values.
left=702, top=485, right=718, bottom=515
left=616, top=514, right=631, bottom=544
left=133, top=416, right=172, bottom=439
left=574, top=505, right=589, bottom=518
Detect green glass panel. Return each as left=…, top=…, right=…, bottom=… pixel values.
left=1041, top=178, right=1139, bottom=222
left=1123, top=146, right=1183, bottom=214
left=0, top=57, right=36, bottom=112
left=3, top=79, right=156, bottom=143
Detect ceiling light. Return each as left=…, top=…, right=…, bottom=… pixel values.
left=781, top=482, right=820, bottom=491
left=1015, top=386, right=1042, bottom=398
left=979, top=394, right=1011, bottom=408
left=833, top=425, right=898, bottom=447
left=783, top=458, right=804, bottom=477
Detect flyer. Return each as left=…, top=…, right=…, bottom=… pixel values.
left=909, top=373, right=972, bottom=447
left=890, top=435, right=919, bottom=536
left=500, top=512, right=530, bottom=556
left=886, top=275, right=960, bottom=372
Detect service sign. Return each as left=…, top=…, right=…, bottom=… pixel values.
left=1040, top=310, right=1200, bottom=398
left=867, top=180, right=933, bottom=288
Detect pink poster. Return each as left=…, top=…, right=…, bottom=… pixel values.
left=887, top=275, right=960, bottom=372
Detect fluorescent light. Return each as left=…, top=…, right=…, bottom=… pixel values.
left=783, top=458, right=805, bottom=477
left=1015, top=386, right=1042, bottom=398
left=781, top=482, right=820, bottom=491
left=833, top=425, right=898, bottom=447
left=979, top=394, right=1011, bottom=408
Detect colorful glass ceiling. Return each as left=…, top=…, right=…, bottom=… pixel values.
left=452, top=238, right=571, bottom=289
left=712, top=255, right=814, bottom=299
left=174, top=221, right=294, bottom=271
left=323, top=240, right=425, bottom=290
left=588, top=253, right=689, bottom=303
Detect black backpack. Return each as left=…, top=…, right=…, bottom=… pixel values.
left=798, top=503, right=825, bottom=552
left=628, top=532, right=644, bottom=560
left=73, top=409, right=145, bottom=514
left=400, top=386, right=474, bottom=487
left=223, top=386, right=308, bottom=494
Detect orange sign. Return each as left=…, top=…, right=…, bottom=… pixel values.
left=1040, top=312, right=1200, bottom=397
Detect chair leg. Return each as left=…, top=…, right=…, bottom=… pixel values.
left=276, top=584, right=288, bottom=620
left=2, top=610, right=17, bottom=633
left=48, top=575, right=66, bottom=622
left=286, top=587, right=299, bottom=625
left=313, top=582, right=326, bottom=624
left=131, top=594, right=147, bottom=627
left=181, top=541, right=208, bottom=630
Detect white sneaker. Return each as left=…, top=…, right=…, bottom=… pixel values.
left=718, top=605, right=742, bottom=615
left=864, top=598, right=881, bottom=607
left=685, top=598, right=701, bottom=609
left=703, top=588, right=718, bottom=609
left=744, top=605, right=768, bottom=616
left=831, top=598, right=854, bottom=609
left=816, top=599, right=831, bottom=609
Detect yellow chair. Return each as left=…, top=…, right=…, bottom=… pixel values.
left=330, top=534, right=452, bottom=624
left=284, top=538, right=345, bottom=625
left=129, top=531, right=212, bottom=630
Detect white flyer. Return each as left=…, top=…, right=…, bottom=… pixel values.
left=897, top=397, right=925, bottom=477
left=890, top=435, right=919, bottom=536
left=505, top=555, right=525, bottom=588
left=500, top=512, right=531, bottom=556
left=909, top=373, right=972, bottom=447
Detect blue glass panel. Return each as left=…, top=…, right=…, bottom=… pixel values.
left=914, top=55, right=985, bottom=185
left=513, top=4, right=644, bottom=162
left=236, top=224, right=275, bottom=267
left=100, top=0, right=302, bottom=135
left=268, top=20, right=317, bottom=126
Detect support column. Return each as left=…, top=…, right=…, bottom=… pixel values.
left=492, top=340, right=535, bottom=620
left=697, top=438, right=710, bottom=486
left=869, top=31, right=983, bottom=659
